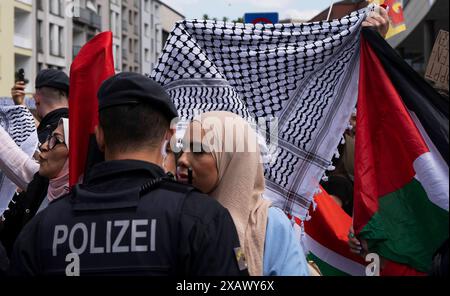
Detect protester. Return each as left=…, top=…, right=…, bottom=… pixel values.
left=0, top=118, right=70, bottom=255
left=11, top=69, right=69, bottom=143
left=10, top=73, right=246, bottom=276
left=177, top=111, right=310, bottom=276
left=2, top=69, right=70, bottom=255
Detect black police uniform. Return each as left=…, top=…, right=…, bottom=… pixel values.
left=10, top=160, right=246, bottom=276
left=0, top=69, right=69, bottom=257
left=10, top=73, right=247, bottom=276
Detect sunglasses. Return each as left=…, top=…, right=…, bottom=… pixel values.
left=39, top=134, right=66, bottom=151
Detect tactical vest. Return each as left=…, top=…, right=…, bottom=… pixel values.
left=38, top=178, right=194, bottom=276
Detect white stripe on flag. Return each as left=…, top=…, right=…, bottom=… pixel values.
left=409, top=111, right=449, bottom=211
left=304, top=233, right=366, bottom=276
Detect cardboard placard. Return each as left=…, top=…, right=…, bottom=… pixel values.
left=425, top=30, right=449, bottom=91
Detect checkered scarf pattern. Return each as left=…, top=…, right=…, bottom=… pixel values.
left=151, top=7, right=373, bottom=219
left=0, top=105, right=38, bottom=215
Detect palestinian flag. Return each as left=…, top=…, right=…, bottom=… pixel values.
left=301, top=188, right=367, bottom=276
left=353, top=28, right=449, bottom=274
left=69, top=32, right=115, bottom=186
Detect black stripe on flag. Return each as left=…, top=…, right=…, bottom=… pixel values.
left=362, top=28, right=449, bottom=165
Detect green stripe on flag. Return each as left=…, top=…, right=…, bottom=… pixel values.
left=307, top=253, right=351, bottom=276
left=360, top=178, right=449, bottom=273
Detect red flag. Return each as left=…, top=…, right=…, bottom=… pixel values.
left=69, top=32, right=115, bottom=186
left=303, top=187, right=367, bottom=276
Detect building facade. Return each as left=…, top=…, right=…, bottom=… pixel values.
left=121, top=0, right=140, bottom=72
left=0, top=0, right=36, bottom=96
left=0, top=0, right=183, bottom=97
left=36, top=0, right=73, bottom=75
left=72, top=0, right=108, bottom=61
left=159, top=0, right=184, bottom=49
left=110, top=0, right=122, bottom=72
left=309, top=0, right=449, bottom=77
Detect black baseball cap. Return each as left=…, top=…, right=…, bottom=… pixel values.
left=97, top=72, right=178, bottom=121
left=35, top=69, right=70, bottom=94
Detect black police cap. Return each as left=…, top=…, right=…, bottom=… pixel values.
left=35, top=69, right=70, bottom=94
left=97, top=72, right=178, bottom=121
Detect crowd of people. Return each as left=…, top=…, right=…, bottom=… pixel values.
left=1, top=6, right=446, bottom=277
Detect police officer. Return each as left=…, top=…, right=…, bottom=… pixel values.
left=10, top=73, right=248, bottom=276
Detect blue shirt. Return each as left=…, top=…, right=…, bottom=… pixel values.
left=263, top=207, right=310, bottom=276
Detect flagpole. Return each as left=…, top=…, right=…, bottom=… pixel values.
left=326, top=1, right=335, bottom=21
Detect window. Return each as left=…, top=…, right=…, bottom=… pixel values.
left=145, top=48, right=150, bottom=62
left=37, top=20, right=43, bottom=53
left=97, top=4, right=102, bottom=16
left=58, top=27, right=64, bottom=57
left=49, top=24, right=64, bottom=57
left=50, top=0, right=63, bottom=17
left=110, top=11, right=114, bottom=32
left=113, top=44, right=120, bottom=68
left=37, top=0, right=44, bottom=11
left=145, top=23, right=150, bottom=37
left=129, top=10, right=132, bottom=25
left=49, top=24, right=55, bottom=55
left=144, top=0, right=150, bottom=12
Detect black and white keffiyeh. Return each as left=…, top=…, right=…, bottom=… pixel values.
left=151, top=7, right=373, bottom=219
left=0, top=105, right=38, bottom=215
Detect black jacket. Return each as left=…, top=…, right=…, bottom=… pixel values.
left=0, top=173, right=48, bottom=256
left=10, top=160, right=247, bottom=276
left=0, top=241, right=8, bottom=276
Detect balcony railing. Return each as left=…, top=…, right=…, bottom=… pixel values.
left=17, top=0, right=32, bottom=6
left=74, top=7, right=101, bottom=30
left=14, top=34, right=32, bottom=50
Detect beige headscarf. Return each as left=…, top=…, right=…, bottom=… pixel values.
left=191, top=111, right=272, bottom=276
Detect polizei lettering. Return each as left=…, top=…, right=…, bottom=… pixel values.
left=52, top=219, right=157, bottom=256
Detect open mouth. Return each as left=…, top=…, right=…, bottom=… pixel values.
left=177, top=172, right=189, bottom=183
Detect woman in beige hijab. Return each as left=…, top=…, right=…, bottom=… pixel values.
left=177, top=111, right=309, bottom=276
